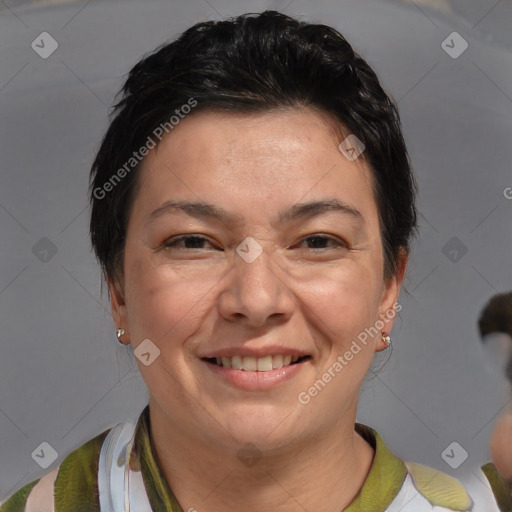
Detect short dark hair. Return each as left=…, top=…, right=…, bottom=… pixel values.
left=89, top=10, right=417, bottom=285
left=478, top=292, right=512, bottom=340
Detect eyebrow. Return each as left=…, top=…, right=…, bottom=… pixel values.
left=148, top=199, right=364, bottom=225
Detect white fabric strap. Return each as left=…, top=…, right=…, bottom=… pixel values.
left=25, top=466, right=59, bottom=512
left=98, top=419, right=153, bottom=512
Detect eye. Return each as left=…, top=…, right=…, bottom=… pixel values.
left=296, top=234, right=347, bottom=250
left=163, top=235, right=220, bottom=250
left=162, top=234, right=346, bottom=251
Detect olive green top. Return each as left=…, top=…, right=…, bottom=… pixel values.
left=0, top=405, right=475, bottom=511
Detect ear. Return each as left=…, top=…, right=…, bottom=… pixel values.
left=108, top=276, right=131, bottom=345
left=376, top=248, right=408, bottom=351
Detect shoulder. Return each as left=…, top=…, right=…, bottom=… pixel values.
left=0, top=428, right=109, bottom=512
left=356, top=424, right=473, bottom=511
left=402, top=461, right=473, bottom=511
left=384, top=460, right=474, bottom=511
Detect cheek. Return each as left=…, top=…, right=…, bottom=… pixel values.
left=296, top=263, right=382, bottom=337
left=124, top=226, right=384, bottom=344
left=124, top=256, right=226, bottom=343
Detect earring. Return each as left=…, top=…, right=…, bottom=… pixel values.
left=116, top=328, right=125, bottom=345
left=381, top=331, right=391, bottom=348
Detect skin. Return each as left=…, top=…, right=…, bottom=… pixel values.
left=491, top=411, right=512, bottom=480
left=109, top=107, right=407, bottom=512
left=482, top=332, right=512, bottom=480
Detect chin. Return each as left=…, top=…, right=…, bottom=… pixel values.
left=213, top=406, right=303, bottom=446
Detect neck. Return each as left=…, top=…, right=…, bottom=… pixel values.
left=147, top=401, right=375, bottom=512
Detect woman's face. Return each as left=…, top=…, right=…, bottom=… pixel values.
left=481, top=332, right=512, bottom=379
left=110, top=108, right=405, bottom=450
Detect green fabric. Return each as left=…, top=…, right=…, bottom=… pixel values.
left=135, top=409, right=410, bottom=512
left=0, top=407, right=465, bottom=512
left=0, top=429, right=109, bottom=512
left=406, top=461, right=472, bottom=511
left=0, top=480, right=39, bottom=512
left=344, top=423, right=408, bottom=511
left=53, top=430, right=108, bottom=512
left=482, top=462, right=512, bottom=512
left=137, top=406, right=185, bottom=511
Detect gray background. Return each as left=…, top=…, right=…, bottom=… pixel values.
left=1, top=0, right=511, bottom=502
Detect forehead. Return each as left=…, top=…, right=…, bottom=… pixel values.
left=134, top=107, right=378, bottom=225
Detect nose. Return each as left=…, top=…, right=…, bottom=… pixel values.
left=217, top=243, right=295, bottom=328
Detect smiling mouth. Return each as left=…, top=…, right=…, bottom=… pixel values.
left=202, top=354, right=312, bottom=371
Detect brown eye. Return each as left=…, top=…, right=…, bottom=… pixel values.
left=297, top=235, right=347, bottom=249
left=164, top=235, right=218, bottom=250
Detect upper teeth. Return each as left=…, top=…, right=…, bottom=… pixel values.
left=215, top=355, right=300, bottom=371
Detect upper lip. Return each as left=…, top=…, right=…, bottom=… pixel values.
left=200, top=345, right=311, bottom=359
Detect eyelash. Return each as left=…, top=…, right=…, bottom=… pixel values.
left=163, top=234, right=347, bottom=250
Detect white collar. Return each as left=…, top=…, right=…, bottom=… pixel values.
left=97, top=418, right=153, bottom=511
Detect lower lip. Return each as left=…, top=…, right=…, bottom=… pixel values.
left=202, top=359, right=308, bottom=390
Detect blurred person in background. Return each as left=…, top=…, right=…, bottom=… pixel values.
left=478, top=291, right=512, bottom=511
